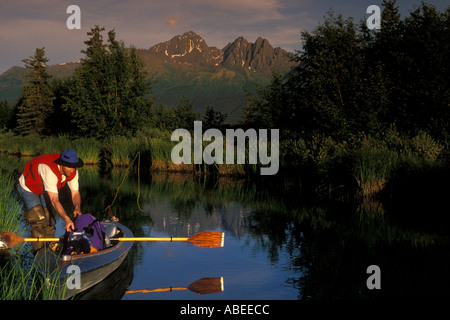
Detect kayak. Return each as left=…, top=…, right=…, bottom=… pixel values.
left=34, top=220, right=133, bottom=300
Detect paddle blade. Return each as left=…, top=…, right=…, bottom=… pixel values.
left=188, top=277, right=224, bottom=295
left=0, top=231, right=25, bottom=249
left=188, top=232, right=224, bottom=248
left=124, top=277, right=224, bottom=295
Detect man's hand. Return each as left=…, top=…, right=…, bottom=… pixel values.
left=64, top=216, right=75, bottom=232
left=73, top=209, right=82, bottom=217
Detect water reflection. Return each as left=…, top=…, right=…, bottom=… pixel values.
left=73, top=256, right=134, bottom=300
left=125, top=277, right=224, bottom=296
left=74, top=166, right=450, bottom=299
left=2, top=157, right=450, bottom=299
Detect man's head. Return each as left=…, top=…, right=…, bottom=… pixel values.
left=61, top=165, right=76, bottom=177
left=54, top=150, right=84, bottom=176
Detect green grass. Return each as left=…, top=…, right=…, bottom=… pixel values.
left=0, top=248, right=68, bottom=300
left=0, top=172, right=22, bottom=233
left=107, top=135, right=136, bottom=167
left=73, top=137, right=101, bottom=165
left=0, top=128, right=447, bottom=197
left=0, top=171, right=67, bottom=300
left=352, top=148, right=398, bottom=196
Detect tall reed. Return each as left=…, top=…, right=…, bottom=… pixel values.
left=107, top=135, right=136, bottom=167
left=41, top=135, right=74, bottom=154
left=0, top=172, right=23, bottom=233
left=0, top=248, right=67, bottom=300
left=73, top=137, right=101, bottom=165
left=0, top=171, right=67, bottom=300
left=353, top=148, right=398, bottom=196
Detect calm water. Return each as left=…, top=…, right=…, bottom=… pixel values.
left=2, top=157, right=450, bottom=300
left=72, top=169, right=303, bottom=300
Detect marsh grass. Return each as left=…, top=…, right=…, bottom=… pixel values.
left=0, top=173, right=23, bottom=243
left=0, top=133, right=22, bottom=155
left=42, top=135, right=74, bottom=154
left=353, top=148, right=398, bottom=196
left=217, top=163, right=246, bottom=176
left=351, top=131, right=446, bottom=196
left=0, top=248, right=67, bottom=300
left=73, top=137, right=101, bottom=165
left=0, top=171, right=66, bottom=300
left=0, top=133, right=74, bottom=156
left=18, top=135, right=41, bottom=156
left=107, top=135, right=136, bottom=167
left=0, top=131, right=276, bottom=176
left=150, top=138, right=173, bottom=163
left=0, top=128, right=446, bottom=198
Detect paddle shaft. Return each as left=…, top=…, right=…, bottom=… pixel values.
left=118, top=237, right=189, bottom=242
left=2, top=231, right=224, bottom=248
left=24, top=237, right=59, bottom=242
left=22, top=237, right=189, bottom=242
left=126, top=287, right=188, bottom=294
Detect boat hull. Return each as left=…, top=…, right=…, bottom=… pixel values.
left=35, top=221, right=133, bottom=299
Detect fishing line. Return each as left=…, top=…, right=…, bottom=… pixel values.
left=105, top=151, right=144, bottom=215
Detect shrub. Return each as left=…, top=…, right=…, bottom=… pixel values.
left=407, top=131, right=443, bottom=162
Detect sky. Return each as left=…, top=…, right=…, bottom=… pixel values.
left=0, top=0, right=448, bottom=74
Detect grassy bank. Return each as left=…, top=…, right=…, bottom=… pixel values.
left=0, top=128, right=247, bottom=176
left=0, top=127, right=448, bottom=198
left=0, top=172, right=67, bottom=300
left=0, top=173, right=22, bottom=234
left=279, top=129, right=448, bottom=198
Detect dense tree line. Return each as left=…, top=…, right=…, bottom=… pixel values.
left=243, top=1, right=450, bottom=145
left=0, top=26, right=213, bottom=139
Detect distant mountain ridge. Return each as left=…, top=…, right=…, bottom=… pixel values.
left=0, top=31, right=297, bottom=123
left=143, top=31, right=296, bottom=76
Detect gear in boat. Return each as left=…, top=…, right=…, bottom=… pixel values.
left=50, top=214, right=121, bottom=256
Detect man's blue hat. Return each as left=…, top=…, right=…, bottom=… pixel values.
left=54, top=150, right=84, bottom=168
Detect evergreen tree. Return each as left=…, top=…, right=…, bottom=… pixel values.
left=171, top=95, right=199, bottom=131
left=203, top=106, right=227, bottom=130
left=243, top=73, right=287, bottom=130
left=64, top=26, right=153, bottom=139
left=16, top=48, right=54, bottom=136
left=47, top=77, right=77, bottom=135
left=0, top=100, right=14, bottom=130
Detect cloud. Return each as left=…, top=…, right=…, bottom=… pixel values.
left=0, top=0, right=316, bottom=72
left=164, top=14, right=187, bottom=29
left=2, top=0, right=446, bottom=73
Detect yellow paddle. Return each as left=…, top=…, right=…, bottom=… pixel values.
left=125, top=277, right=224, bottom=295
left=0, top=231, right=225, bottom=249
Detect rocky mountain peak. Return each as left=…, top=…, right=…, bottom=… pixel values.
left=221, top=35, right=294, bottom=75
left=146, top=31, right=296, bottom=75
left=149, top=30, right=222, bottom=65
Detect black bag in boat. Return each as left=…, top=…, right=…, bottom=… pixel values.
left=63, top=231, right=92, bottom=255
left=62, top=214, right=106, bottom=254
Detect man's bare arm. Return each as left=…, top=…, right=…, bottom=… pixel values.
left=47, top=191, right=74, bottom=231
left=71, top=189, right=82, bottom=217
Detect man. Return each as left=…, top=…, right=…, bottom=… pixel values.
left=16, top=150, right=84, bottom=253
